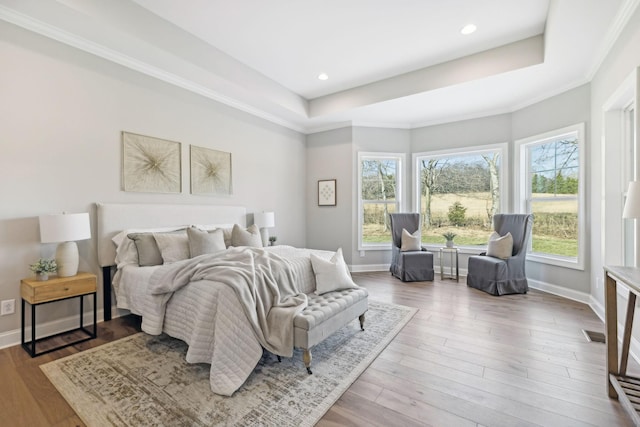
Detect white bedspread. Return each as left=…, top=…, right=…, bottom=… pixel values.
left=115, top=245, right=334, bottom=395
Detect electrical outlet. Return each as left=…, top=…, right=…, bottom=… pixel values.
left=1, top=299, right=15, bottom=316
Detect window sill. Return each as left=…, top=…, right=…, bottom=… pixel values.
left=527, top=253, right=584, bottom=271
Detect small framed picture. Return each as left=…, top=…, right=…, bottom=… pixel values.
left=318, top=179, right=337, bottom=206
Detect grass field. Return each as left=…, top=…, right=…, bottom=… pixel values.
left=363, top=192, right=578, bottom=257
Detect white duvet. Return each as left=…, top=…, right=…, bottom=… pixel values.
left=115, top=245, right=332, bottom=396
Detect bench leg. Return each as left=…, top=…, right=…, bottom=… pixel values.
left=359, top=313, right=365, bottom=331
left=303, top=349, right=312, bottom=374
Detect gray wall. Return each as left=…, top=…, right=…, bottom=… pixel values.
left=511, top=85, right=591, bottom=294
left=0, top=21, right=307, bottom=336
left=306, top=127, right=354, bottom=261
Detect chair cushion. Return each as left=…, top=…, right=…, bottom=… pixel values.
left=401, top=228, right=421, bottom=251
left=487, top=231, right=513, bottom=259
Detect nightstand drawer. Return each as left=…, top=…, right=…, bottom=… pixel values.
left=21, top=272, right=97, bottom=304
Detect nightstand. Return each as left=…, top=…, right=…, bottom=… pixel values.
left=20, top=272, right=97, bottom=357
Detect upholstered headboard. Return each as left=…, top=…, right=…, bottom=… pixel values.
left=95, top=202, right=247, bottom=319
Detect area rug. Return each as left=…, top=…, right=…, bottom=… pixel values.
left=41, top=300, right=416, bottom=427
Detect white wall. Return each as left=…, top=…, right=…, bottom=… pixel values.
left=591, top=5, right=640, bottom=309
left=0, top=21, right=306, bottom=337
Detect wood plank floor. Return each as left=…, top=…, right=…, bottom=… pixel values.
left=0, top=272, right=633, bottom=426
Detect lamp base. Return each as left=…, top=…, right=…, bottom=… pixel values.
left=56, top=241, right=79, bottom=277
left=260, top=228, right=270, bottom=247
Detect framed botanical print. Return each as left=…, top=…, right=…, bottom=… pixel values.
left=318, top=179, right=337, bottom=206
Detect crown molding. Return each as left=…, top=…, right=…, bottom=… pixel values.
left=586, top=0, right=640, bottom=80
left=0, top=4, right=306, bottom=134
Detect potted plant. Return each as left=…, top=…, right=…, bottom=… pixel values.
left=268, top=236, right=277, bottom=246
left=442, top=232, right=457, bottom=248
left=29, top=258, right=57, bottom=281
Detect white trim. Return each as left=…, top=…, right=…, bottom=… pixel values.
left=0, top=308, right=113, bottom=351
left=0, top=5, right=306, bottom=134
left=515, top=123, right=586, bottom=270
left=586, top=0, right=640, bottom=81
left=527, top=278, right=591, bottom=305
left=349, top=264, right=390, bottom=273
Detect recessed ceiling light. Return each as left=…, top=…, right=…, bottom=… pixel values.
left=461, top=24, right=477, bottom=35
left=317, top=73, right=329, bottom=81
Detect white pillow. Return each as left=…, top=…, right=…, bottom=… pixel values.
left=487, top=231, right=513, bottom=259
left=231, top=224, right=263, bottom=247
left=400, top=228, right=421, bottom=251
left=153, top=232, right=190, bottom=263
left=311, top=248, right=359, bottom=295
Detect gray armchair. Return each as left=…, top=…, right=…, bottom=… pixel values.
left=467, top=214, right=533, bottom=295
left=389, top=213, right=434, bottom=282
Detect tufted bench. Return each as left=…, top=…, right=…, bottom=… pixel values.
left=292, top=287, right=369, bottom=374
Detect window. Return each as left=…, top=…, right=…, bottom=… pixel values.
left=358, top=152, right=403, bottom=250
left=516, top=123, right=585, bottom=269
left=413, top=144, right=507, bottom=248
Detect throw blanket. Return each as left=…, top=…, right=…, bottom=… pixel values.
left=145, top=247, right=308, bottom=357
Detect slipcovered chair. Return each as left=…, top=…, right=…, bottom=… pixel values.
left=467, top=213, right=534, bottom=296
left=389, top=213, right=434, bottom=282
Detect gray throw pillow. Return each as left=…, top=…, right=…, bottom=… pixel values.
left=188, top=227, right=226, bottom=257
left=153, top=231, right=190, bottom=263
left=127, top=232, right=163, bottom=266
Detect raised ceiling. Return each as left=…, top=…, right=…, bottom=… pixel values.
left=0, top=0, right=635, bottom=132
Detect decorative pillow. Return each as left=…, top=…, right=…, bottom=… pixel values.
left=311, top=248, right=359, bottom=295
left=127, top=233, right=163, bottom=266
left=153, top=231, right=190, bottom=263
left=112, top=226, right=185, bottom=267
left=231, top=224, right=263, bottom=247
left=487, top=231, right=513, bottom=259
left=400, top=228, right=421, bottom=251
left=187, top=227, right=226, bottom=257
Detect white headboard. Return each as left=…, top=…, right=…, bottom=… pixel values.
left=96, top=202, right=247, bottom=267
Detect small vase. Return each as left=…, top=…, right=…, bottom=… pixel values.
left=36, top=273, right=49, bottom=281
left=446, top=240, right=454, bottom=248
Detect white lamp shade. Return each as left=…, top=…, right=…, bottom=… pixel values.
left=624, top=182, right=640, bottom=219
left=254, top=212, right=275, bottom=229
left=39, top=213, right=91, bottom=243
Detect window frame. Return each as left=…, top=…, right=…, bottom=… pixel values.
left=515, top=123, right=586, bottom=270
left=412, top=142, right=509, bottom=251
left=357, top=151, right=404, bottom=251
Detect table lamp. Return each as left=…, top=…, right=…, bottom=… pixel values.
left=254, top=211, right=275, bottom=247
left=623, top=181, right=640, bottom=219
left=39, top=212, right=91, bottom=277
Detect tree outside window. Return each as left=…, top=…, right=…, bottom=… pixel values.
left=414, top=145, right=505, bottom=247
left=358, top=154, right=402, bottom=248
left=526, top=134, right=579, bottom=258
left=516, top=123, right=585, bottom=269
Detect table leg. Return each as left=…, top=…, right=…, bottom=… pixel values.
left=605, top=272, right=619, bottom=398
left=31, top=301, right=36, bottom=357
left=620, top=293, right=636, bottom=376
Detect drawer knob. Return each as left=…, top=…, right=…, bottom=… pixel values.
left=64, top=287, right=70, bottom=291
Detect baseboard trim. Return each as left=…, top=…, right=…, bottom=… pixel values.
left=527, top=278, right=591, bottom=304
left=0, top=308, right=118, bottom=350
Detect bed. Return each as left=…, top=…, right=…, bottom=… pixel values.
left=95, top=203, right=367, bottom=395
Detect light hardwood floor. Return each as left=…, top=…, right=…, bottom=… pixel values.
left=0, top=272, right=633, bottom=426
